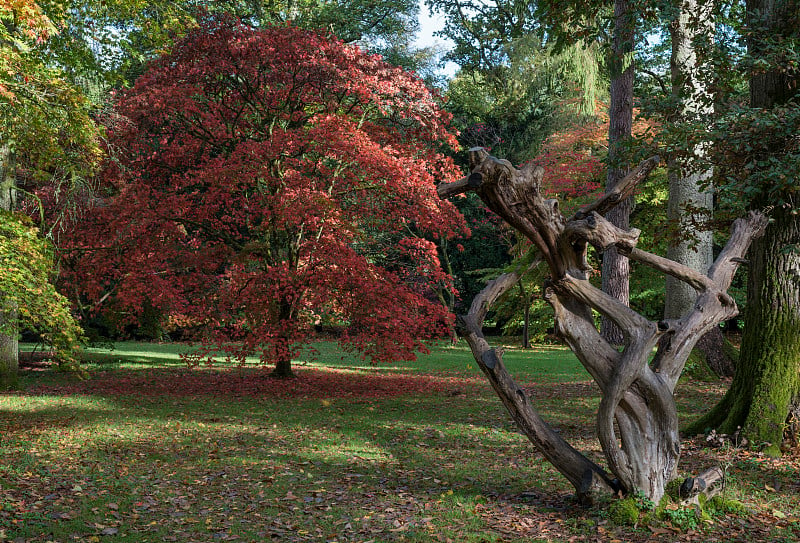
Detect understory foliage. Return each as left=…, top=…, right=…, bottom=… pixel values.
left=64, top=17, right=466, bottom=375
left=0, top=212, right=82, bottom=367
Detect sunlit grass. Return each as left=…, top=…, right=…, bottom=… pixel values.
left=25, top=338, right=590, bottom=381
left=4, top=340, right=798, bottom=542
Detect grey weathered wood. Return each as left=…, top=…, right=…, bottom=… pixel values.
left=437, top=149, right=767, bottom=503
left=679, top=466, right=725, bottom=505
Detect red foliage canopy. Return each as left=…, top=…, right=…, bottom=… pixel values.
left=64, top=18, right=466, bottom=371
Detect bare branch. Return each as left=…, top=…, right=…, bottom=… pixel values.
left=555, top=275, right=656, bottom=341
left=640, top=68, right=669, bottom=95
left=459, top=273, right=616, bottom=501
left=436, top=175, right=474, bottom=199
left=654, top=211, right=769, bottom=385
left=708, top=211, right=769, bottom=286
left=571, top=155, right=660, bottom=221
left=625, top=248, right=716, bottom=293
left=562, top=211, right=641, bottom=253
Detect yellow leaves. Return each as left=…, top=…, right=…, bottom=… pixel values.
left=0, top=211, right=83, bottom=366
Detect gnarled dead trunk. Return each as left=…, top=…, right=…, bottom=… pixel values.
left=438, top=148, right=767, bottom=503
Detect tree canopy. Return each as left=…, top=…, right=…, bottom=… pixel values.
left=64, top=17, right=466, bottom=377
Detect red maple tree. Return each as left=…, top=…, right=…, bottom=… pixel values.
left=64, top=16, right=466, bottom=377
left=531, top=105, right=657, bottom=213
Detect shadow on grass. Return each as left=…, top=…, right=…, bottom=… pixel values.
left=5, top=343, right=797, bottom=542
left=2, top=387, right=586, bottom=541
left=7, top=385, right=795, bottom=543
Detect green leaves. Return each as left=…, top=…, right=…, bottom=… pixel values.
left=0, top=211, right=82, bottom=369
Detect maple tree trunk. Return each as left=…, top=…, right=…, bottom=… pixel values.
left=271, top=351, right=295, bottom=379
left=0, top=140, right=19, bottom=390
left=270, top=300, right=297, bottom=379
left=438, top=148, right=766, bottom=503
left=601, top=0, right=635, bottom=345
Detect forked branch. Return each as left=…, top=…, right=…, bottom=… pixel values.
left=458, top=271, right=616, bottom=502
left=437, top=148, right=765, bottom=503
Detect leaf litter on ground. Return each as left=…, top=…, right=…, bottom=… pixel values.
left=2, top=343, right=799, bottom=542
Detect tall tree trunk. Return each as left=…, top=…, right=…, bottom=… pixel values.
left=665, top=0, right=735, bottom=376
left=665, top=0, right=714, bottom=321
left=601, top=0, right=635, bottom=345
left=687, top=0, right=800, bottom=452
left=690, top=207, right=800, bottom=454
left=0, top=139, right=19, bottom=390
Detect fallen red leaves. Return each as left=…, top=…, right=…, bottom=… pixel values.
left=19, top=367, right=486, bottom=400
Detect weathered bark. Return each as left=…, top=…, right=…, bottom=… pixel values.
left=0, top=139, right=19, bottom=389
left=458, top=272, right=616, bottom=503
left=679, top=466, right=724, bottom=505
left=601, top=0, right=636, bottom=345
left=438, top=147, right=766, bottom=502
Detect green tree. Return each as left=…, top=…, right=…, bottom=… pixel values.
left=431, top=0, right=606, bottom=163
left=1, top=0, right=99, bottom=387
left=688, top=0, right=800, bottom=454
left=0, top=212, right=84, bottom=387
left=76, top=0, right=433, bottom=86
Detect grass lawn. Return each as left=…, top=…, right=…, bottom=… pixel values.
left=2, top=340, right=799, bottom=542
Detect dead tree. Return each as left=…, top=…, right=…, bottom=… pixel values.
left=437, top=148, right=768, bottom=504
